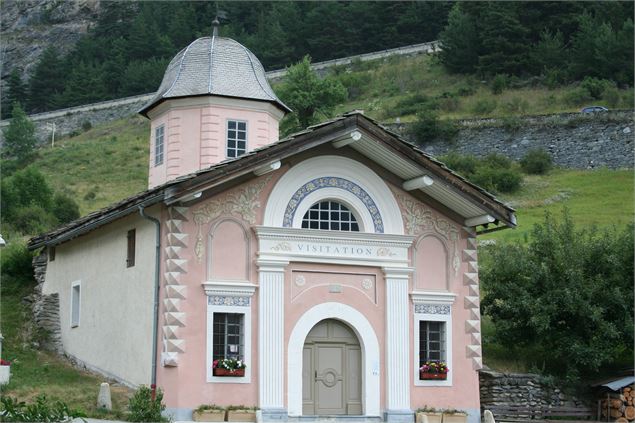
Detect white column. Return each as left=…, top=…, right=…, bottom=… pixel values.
left=258, top=259, right=288, bottom=419
left=384, top=267, right=413, bottom=421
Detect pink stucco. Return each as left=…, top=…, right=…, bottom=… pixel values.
left=154, top=152, right=480, bottom=415
left=148, top=101, right=281, bottom=189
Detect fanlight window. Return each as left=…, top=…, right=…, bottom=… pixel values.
left=301, top=201, right=360, bottom=231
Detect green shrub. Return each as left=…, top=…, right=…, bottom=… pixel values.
left=440, top=152, right=479, bottom=177
left=520, top=149, right=553, bottom=174
left=392, top=94, right=438, bottom=117
left=128, top=386, right=167, bottom=422
left=504, top=97, right=529, bottom=114
left=13, top=205, right=58, bottom=235
left=0, top=241, right=34, bottom=284
left=456, top=83, right=476, bottom=97
left=0, top=395, right=85, bottom=422
left=52, top=192, right=81, bottom=224
left=501, top=116, right=523, bottom=132
left=472, top=166, right=522, bottom=194
left=438, top=95, right=459, bottom=112
left=491, top=74, right=508, bottom=94
left=81, top=120, right=92, bottom=131
left=603, top=87, right=620, bottom=108
left=482, top=153, right=513, bottom=170
left=580, top=76, right=613, bottom=100
left=409, top=111, right=458, bottom=145
left=471, top=98, right=497, bottom=115
left=563, top=87, right=592, bottom=106
left=335, top=72, right=371, bottom=101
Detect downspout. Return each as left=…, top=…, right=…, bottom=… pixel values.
left=139, top=205, right=161, bottom=400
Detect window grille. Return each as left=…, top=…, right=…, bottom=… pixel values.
left=227, top=120, right=247, bottom=158
left=301, top=201, right=360, bottom=231
left=213, top=313, right=244, bottom=360
left=419, top=321, right=446, bottom=364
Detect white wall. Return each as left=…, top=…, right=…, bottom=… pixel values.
left=43, top=209, right=159, bottom=386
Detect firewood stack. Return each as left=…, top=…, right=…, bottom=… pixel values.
left=601, top=385, right=635, bottom=422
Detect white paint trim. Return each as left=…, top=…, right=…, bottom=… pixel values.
left=410, top=291, right=457, bottom=305
left=226, top=119, right=248, bottom=160
left=263, top=155, right=404, bottom=235
left=206, top=304, right=252, bottom=384
left=413, top=311, right=453, bottom=388
left=385, top=277, right=411, bottom=411
left=147, top=95, right=285, bottom=121
left=202, top=281, right=257, bottom=297
left=287, top=302, right=380, bottom=417
left=70, top=280, right=81, bottom=328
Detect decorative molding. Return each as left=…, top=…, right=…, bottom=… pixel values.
left=462, top=235, right=482, bottom=370
left=294, top=275, right=306, bottom=287
left=207, top=296, right=251, bottom=307
left=193, top=175, right=272, bottom=261
left=414, top=304, right=451, bottom=315
left=385, top=276, right=411, bottom=411
left=202, top=281, right=257, bottom=297
left=362, top=278, right=373, bottom=290
left=410, top=290, right=457, bottom=305
left=394, top=191, right=461, bottom=277
left=283, top=176, right=384, bottom=233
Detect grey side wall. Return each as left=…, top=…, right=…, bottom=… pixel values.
left=389, top=110, right=634, bottom=169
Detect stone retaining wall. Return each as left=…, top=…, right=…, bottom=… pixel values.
left=388, top=110, right=634, bottom=169
left=28, top=251, right=63, bottom=353
left=479, top=369, right=588, bottom=411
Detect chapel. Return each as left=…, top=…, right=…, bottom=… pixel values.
left=29, top=25, right=516, bottom=423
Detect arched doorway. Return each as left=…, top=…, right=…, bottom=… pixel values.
left=302, top=319, right=362, bottom=415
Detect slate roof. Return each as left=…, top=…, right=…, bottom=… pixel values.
left=139, top=36, right=291, bottom=116
left=28, top=111, right=516, bottom=250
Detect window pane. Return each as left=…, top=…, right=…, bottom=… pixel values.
left=300, top=201, right=360, bottom=232
left=213, top=313, right=244, bottom=361
left=237, top=122, right=246, bottom=131
left=228, top=121, right=236, bottom=129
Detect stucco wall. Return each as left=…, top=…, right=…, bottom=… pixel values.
left=42, top=210, right=158, bottom=386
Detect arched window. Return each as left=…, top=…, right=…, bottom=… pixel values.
left=301, top=201, right=360, bottom=231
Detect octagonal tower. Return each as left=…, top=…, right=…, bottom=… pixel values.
left=140, top=28, right=290, bottom=188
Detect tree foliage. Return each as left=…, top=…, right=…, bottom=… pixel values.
left=481, top=211, right=634, bottom=382
left=439, top=2, right=633, bottom=85
left=276, top=56, right=347, bottom=131
left=2, top=103, right=37, bottom=163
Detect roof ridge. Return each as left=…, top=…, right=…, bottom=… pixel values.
left=208, top=36, right=215, bottom=93
left=163, top=38, right=199, bottom=99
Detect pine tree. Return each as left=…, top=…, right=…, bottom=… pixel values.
left=27, top=47, right=66, bottom=112
left=439, top=4, right=480, bottom=74
left=2, top=103, right=38, bottom=163
left=1, top=69, right=27, bottom=119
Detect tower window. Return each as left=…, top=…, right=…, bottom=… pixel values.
left=154, top=125, right=165, bottom=166
left=227, top=120, right=247, bottom=158
left=301, top=201, right=359, bottom=231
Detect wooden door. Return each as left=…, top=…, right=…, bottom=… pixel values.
left=302, top=319, right=362, bottom=415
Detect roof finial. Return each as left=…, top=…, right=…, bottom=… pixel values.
left=212, top=17, right=220, bottom=37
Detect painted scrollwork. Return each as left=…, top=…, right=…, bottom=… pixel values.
left=394, top=191, right=461, bottom=277
left=193, top=176, right=272, bottom=261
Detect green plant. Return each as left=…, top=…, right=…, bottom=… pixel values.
left=580, top=76, right=613, bottom=100
left=0, top=394, right=86, bottom=422
left=195, top=404, right=224, bottom=412
left=563, top=87, right=592, bottom=106
left=226, top=405, right=258, bottom=411
left=481, top=211, right=634, bottom=383
left=504, top=97, right=529, bottom=114
left=419, top=361, right=449, bottom=374
left=520, top=149, right=553, bottom=175
left=0, top=242, right=34, bottom=284
left=213, top=358, right=246, bottom=371
left=603, top=87, right=620, bottom=108
left=1, top=103, right=38, bottom=163
left=471, top=98, right=497, bottom=115
left=409, top=111, right=458, bottom=145
left=81, top=120, right=92, bottom=132
left=52, top=193, right=81, bottom=225
left=473, top=166, right=522, bottom=194
left=491, top=74, right=508, bottom=94
left=416, top=405, right=439, bottom=413
left=127, top=386, right=167, bottom=422
left=501, top=116, right=523, bottom=132
left=439, top=152, right=479, bottom=177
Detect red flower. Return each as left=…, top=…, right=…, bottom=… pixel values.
left=0, top=359, right=10, bottom=366
left=212, top=359, right=219, bottom=369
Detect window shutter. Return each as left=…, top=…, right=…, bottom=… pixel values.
left=127, top=229, right=136, bottom=267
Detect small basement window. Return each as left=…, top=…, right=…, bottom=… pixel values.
left=126, top=229, right=136, bottom=268
left=71, top=282, right=81, bottom=328
left=301, top=201, right=360, bottom=231
left=227, top=120, right=247, bottom=158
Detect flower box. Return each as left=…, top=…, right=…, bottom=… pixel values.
left=214, top=368, right=245, bottom=377
left=193, top=409, right=225, bottom=422
left=416, top=411, right=442, bottom=423
left=227, top=409, right=257, bottom=422
left=442, top=412, right=467, bottom=423
left=419, top=371, right=447, bottom=380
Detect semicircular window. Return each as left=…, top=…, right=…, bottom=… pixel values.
left=301, top=201, right=360, bottom=231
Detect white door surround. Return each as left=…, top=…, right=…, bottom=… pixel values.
left=288, top=302, right=381, bottom=417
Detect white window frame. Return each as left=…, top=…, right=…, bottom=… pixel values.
left=411, top=291, right=455, bottom=387
left=70, top=281, right=81, bottom=328
left=154, top=124, right=165, bottom=166
left=226, top=119, right=248, bottom=159
left=291, top=188, right=372, bottom=232
left=300, top=200, right=361, bottom=232
left=203, top=281, right=256, bottom=384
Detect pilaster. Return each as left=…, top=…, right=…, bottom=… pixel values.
left=383, top=267, right=414, bottom=422
left=258, top=259, right=289, bottom=420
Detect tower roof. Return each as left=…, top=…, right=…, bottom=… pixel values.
left=139, top=36, right=291, bottom=116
